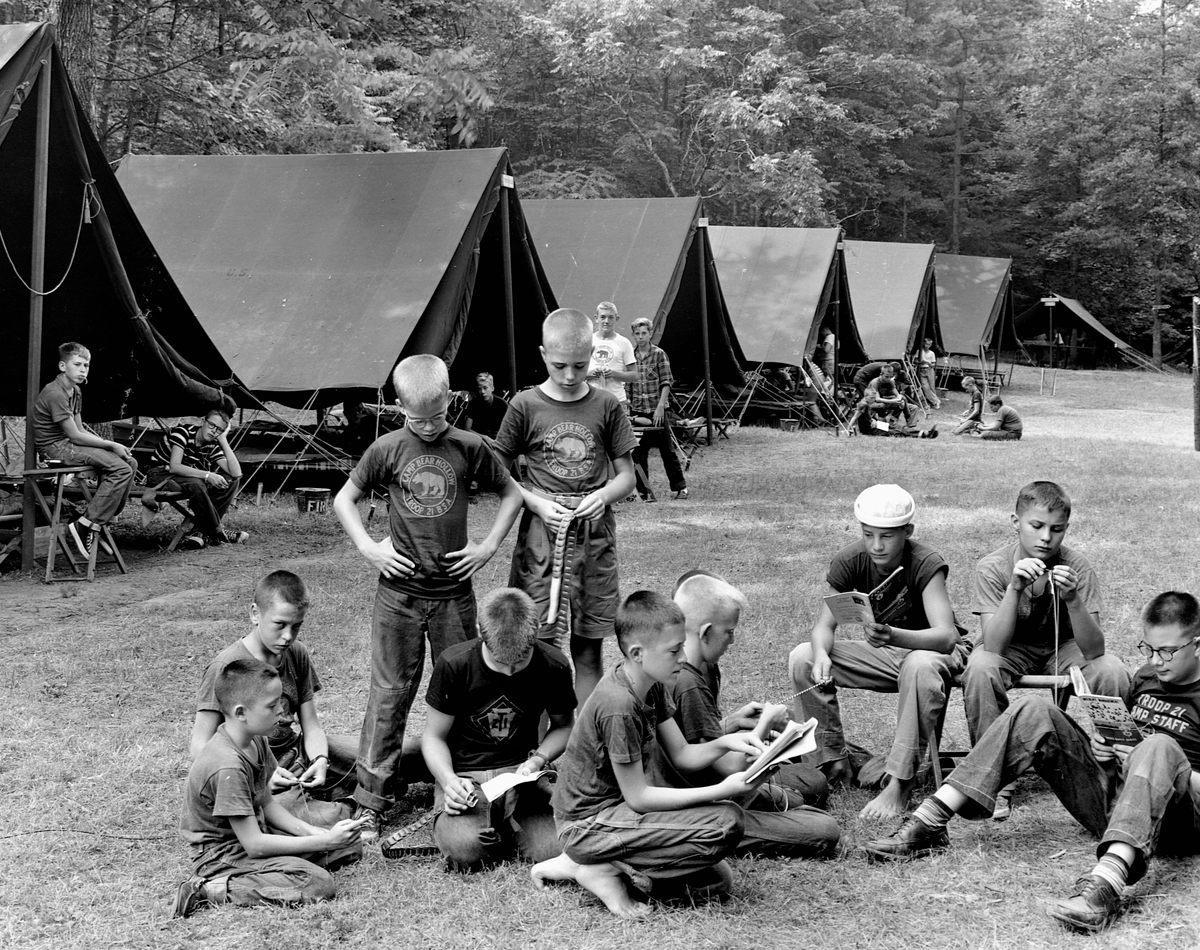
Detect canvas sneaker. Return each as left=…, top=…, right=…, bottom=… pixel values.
left=353, top=805, right=382, bottom=842
left=210, top=528, right=250, bottom=545
left=171, top=875, right=209, bottom=918
left=1048, top=874, right=1123, bottom=933
left=66, top=520, right=95, bottom=560
left=180, top=533, right=206, bottom=550
left=862, top=815, right=950, bottom=862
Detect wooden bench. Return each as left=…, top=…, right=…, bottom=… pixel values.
left=23, top=466, right=126, bottom=582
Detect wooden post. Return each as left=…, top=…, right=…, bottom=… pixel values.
left=697, top=216, right=713, bottom=445
left=21, top=47, right=53, bottom=572
left=499, top=174, right=518, bottom=395
left=1193, top=296, right=1199, bottom=451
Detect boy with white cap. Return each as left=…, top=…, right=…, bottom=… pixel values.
left=789, top=485, right=970, bottom=820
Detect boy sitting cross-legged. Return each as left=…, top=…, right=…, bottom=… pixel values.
left=190, top=571, right=357, bottom=816
left=530, top=591, right=769, bottom=917
left=668, top=570, right=840, bottom=857
left=789, top=484, right=970, bottom=820
left=421, top=587, right=576, bottom=871
left=865, top=591, right=1200, bottom=935
left=173, top=659, right=365, bottom=918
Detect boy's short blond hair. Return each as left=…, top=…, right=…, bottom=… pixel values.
left=58, top=341, right=90, bottom=361
left=479, top=587, right=540, bottom=666
left=392, top=354, right=450, bottom=408
left=673, top=571, right=746, bottom=628
left=215, top=658, right=279, bottom=716
left=616, top=590, right=685, bottom=657
left=543, top=309, right=593, bottom=350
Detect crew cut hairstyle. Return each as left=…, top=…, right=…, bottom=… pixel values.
left=215, top=657, right=279, bottom=715
left=674, top=571, right=747, bottom=628
left=542, top=308, right=594, bottom=350
left=392, top=353, right=450, bottom=408
left=479, top=587, right=540, bottom=666
left=616, top=590, right=685, bottom=657
left=254, top=569, right=311, bottom=611
left=1015, top=480, right=1070, bottom=516
left=1144, top=591, right=1200, bottom=635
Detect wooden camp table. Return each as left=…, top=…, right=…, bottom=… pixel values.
left=22, top=466, right=127, bottom=582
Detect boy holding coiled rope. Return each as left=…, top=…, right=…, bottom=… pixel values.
left=493, top=309, right=638, bottom=705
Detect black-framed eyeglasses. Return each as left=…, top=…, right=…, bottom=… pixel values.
left=1136, top=638, right=1200, bottom=662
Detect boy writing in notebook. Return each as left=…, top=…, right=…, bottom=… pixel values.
left=493, top=308, right=638, bottom=703
left=789, top=484, right=969, bottom=820
left=531, top=591, right=767, bottom=916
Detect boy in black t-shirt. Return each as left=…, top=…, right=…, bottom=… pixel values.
left=865, top=591, right=1200, bottom=935
left=333, top=355, right=525, bottom=839
left=421, top=587, right=576, bottom=871
left=789, top=484, right=969, bottom=820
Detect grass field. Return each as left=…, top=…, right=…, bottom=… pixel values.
left=2, top=366, right=1199, bottom=949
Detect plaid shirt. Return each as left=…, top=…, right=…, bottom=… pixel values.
left=630, top=343, right=674, bottom=415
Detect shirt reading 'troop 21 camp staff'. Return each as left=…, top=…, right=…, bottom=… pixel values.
left=350, top=425, right=508, bottom=599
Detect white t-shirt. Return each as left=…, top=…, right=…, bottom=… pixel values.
left=589, top=332, right=635, bottom=403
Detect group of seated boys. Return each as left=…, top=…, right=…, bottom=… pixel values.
left=172, top=311, right=1192, bottom=936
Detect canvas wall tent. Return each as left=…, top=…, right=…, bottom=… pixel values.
left=1, top=23, right=236, bottom=422
left=117, top=148, right=556, bottom=406
left=843, top=240, right=941, bottom=360
left=708, top=225, right=867, bottom=370
left=1015, top=294, right=1156, bottom=370
left=934, top=253, right=1019, bottom=357
left=521, top=197, right=745, bottom=389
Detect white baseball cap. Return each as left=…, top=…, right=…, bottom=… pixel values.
left=854, top=484, right=915, bottom=528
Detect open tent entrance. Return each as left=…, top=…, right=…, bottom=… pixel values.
left=1014, top=294, right=1158, bottom=371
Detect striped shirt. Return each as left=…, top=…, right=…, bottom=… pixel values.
left=152, top=424, right=224, bottom=471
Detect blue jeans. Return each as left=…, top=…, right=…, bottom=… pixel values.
left=944, top=695, right=1200, bottom=882
left=354, top=584, right=476, bottom=812
left=42, top=438, right=136, bottom=524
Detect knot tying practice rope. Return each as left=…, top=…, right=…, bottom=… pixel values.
left=543, top=491, right=589, bottom=642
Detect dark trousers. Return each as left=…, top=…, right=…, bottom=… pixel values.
left=147, top=466, right=238, bottom=536
left=633, top=427, right=686, bottom=495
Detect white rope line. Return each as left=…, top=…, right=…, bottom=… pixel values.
left=0, top=181, right=94, bottom=296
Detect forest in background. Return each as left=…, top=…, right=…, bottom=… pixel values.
left=3, top=0, right=1199, bottom=362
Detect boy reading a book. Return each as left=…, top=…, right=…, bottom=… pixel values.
left=962, top=480, right=1129, bottom=815
left=531, top=591, right=767, bottom=916
left=174, top=659, right=364, bottom=917
left=865, top=591, right=1200, bottom=935
left=789, top=484, right=970, bottom=820
left=668, top=570, right=839, bottom=856
left=421, top=587, right=576, bottom=871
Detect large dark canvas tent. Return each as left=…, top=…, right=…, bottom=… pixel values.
left=1, top=23, right=235, bottom=421
left=521, top=197, right=745, bottom=388
left=708, top=225, right=867, bottom=370
left=934, top=253, right=1018, bottom=357
left=843, top=240, right=940, bottom=359
left=117, top=148, right=556, bottom=405
left=1015, top=294, right=1154, bottom=370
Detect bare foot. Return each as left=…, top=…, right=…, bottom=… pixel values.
left=531, top=853, right=580, bottom=889
left=823, top=758, right=854, bottom=786
left=859, top=776, right=912, bottom=821
left=574, top=862, right=652, bottom=918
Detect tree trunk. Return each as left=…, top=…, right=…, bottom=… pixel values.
left=949, top=75, right=965, bottom=254
left=56, top=0, right=96, bottom=121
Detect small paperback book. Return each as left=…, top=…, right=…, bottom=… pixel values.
left=744, top=718, right=818, bottom=783
left=823, top=566, right=906, bottom=627
left=1068, top=666, right=1145, bottom=745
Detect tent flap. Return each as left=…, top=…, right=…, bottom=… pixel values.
left=844, top=240, right=939, bottom=359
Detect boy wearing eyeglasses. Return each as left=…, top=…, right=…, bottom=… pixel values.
left=864, top=591, right=1200, bottom=934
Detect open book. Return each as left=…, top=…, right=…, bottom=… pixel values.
left=1068, top=666, right=1145, bottom=745
left=744, top=717, right=818, bottom=782
left=823, top=566, right=906, bottom=627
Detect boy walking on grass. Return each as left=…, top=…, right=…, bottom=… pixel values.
left=493, top=308, right=638, bottom=704
left=31, top=341, right=137, bottom=557
left=789, top=484, right=970, bottom=820
left=334, top=355, right=525, bottom=840
left=174, top=659, right=365, bottom=918
left=669, top=571, right=840, bottom=857
left=421, top=587, right=576, bottom=871
left=531, top=591, right=768, bottom=917
left=865, top=592, right=1200, bottom=935
left=963, top=480, right=1129, bottom=816
left=190, top=571, right=356, bottom=813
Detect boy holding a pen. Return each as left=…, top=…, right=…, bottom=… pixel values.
left=788, top=485, right=970, bottom=820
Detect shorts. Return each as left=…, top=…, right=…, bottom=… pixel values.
left=509, top=507, right=618, bottom=642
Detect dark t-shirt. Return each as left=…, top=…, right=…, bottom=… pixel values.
left=466, top=395, right=510, bottom=439
left=827, top=539, right=964, bottom=636
left=350, top=425, right=509, bottom=598
left=425, top=639, right=576, bottom=771
left=852, top=362, right=888, bottom=390
left=665, top=659, right=724, bottom=786
left=972, top=542, right=1101, bottom=649
left=32, top=374, right=80, bottom=448
left=493, top=386, right=637, bottom=496
left=181, top=726, right=275, bottom=861
left=195, top=640, right=319, bottom=758
left=1129, top=667, right=1200, bottom=770
left=552, top=663, right=675, bottom=822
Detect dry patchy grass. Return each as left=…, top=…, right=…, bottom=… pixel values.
left=2, top=366, right=1200, bottom=949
